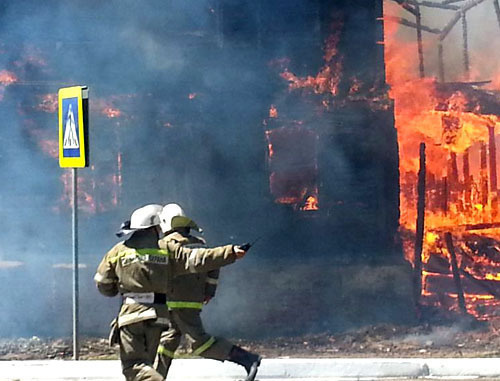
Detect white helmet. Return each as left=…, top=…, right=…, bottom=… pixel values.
left=116, top=204, right=163, bottom=237
left=159, top=203, right=201, bottom=234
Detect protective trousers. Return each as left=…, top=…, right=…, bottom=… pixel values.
left=155, top=309, right=234, bottom=378
left=120, top=320, right=166, bottom=381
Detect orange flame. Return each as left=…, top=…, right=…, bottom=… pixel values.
left=56, top=171, right=97, bottom=214
left=280, top=27, right=343, bottom=96
left=37, top=93, right=58, bottom=113
left=101, top=107, right=122, bottom=118
left=268, top=142, right=274, bottom=158
left=384, top=2, right=500, bottom=319
left=301, top=195, right=319, bottom=211
left=0, top=70, right=18, bottom=85
left=92, top=97, right=127, bottom=119
left=269, top=105, right=278, bottom=118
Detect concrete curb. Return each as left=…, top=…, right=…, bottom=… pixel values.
left=1, top=358, right=500, bottom=380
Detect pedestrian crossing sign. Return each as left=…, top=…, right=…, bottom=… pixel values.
left=58, top=86, right=89, bottom=168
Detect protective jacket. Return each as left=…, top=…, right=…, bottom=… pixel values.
left=160, top=232, right=219, bottom=310
left=155, top=231, right=233, bottom=379
left=94, top=230, right=236, bottom=328
left=153, top=231, right=262, bottom=381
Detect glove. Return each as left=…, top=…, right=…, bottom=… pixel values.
left=233, top=245, right=247, bottom=258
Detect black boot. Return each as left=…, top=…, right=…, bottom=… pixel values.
left=228, top=345, right=262, bottom=381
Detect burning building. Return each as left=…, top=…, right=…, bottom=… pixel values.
left=10, top=0, right=500, bottom=338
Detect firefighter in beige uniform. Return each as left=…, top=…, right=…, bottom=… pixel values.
left=94, top=204, right=248, bottom=381
left=155, top=203, right=261, bottom=381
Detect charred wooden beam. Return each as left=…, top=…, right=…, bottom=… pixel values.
left=425, top=251, right=500, bottom=299
left=444, top=232, right=468, bottom=314
left=480, top=141, right=489, bottom=207
left=442, top=176, right=448, bottom=214
left=461, top=0, right=486, bottom=13
left=429, top=221, right=500, bottom=232
left=463, top=148, right=471, bottom=209
left=450, top=152, right=459, bottom=186
left=466, top=221, right=500, bottom=230
left=392, top=0, right=419, bottom=16
left=488, top=125, right=497, bottom=193
left=382, top=16, right=441, bottom=34
left=416, top=5, right=425, bottom=78
left=425, top=272, right=500, bottom=296
left=439, top=0, right=485, bottom=41
left=413, top=1, right=460, bottom=10
left=440, top=12, right=461, bottom=40
left=463, top=148, right=470, bottom=182
left=438, top=42, right=445, bottom=82
left=461, top=11, right=470, bottom=79
left=460, top=268, right=500, bottom=298
left=414, top=142, right=426, bottom=306
left=424, top=253, right=452, bottom=274
left=437, top=80, right=491, bottom=88
left=489, top=124, right=498, bottom=218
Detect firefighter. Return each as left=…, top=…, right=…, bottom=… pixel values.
left=155, top=203, right=261, bottom=381
left=94, top=204, right=248, bottom=381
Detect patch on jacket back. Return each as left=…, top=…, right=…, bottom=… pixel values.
left=143, top=254, right=168, bottom=264
left=121, top=251, right=169, bottom=266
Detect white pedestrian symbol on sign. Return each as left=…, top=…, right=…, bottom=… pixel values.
left=63, top=103, right=79, bottom=149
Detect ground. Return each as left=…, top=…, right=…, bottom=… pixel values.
left=2, top=320, right=500, bottom=360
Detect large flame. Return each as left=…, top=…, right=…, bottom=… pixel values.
left=384, top=1, right=500, bottom=319
left=264, top=26, right=345, bottom=210
left=280, top=27, right=343, bottom=96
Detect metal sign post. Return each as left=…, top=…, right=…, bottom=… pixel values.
left=58, top=86, right=89, bottom=361
left=72, top=167, right=79, bottom=360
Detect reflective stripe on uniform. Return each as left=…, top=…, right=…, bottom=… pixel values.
left=157, top=345, right=177, bottom=358
left=157, top=337, right=216, bottom=358
left=167, top=301, right=203, bottom=310
left=109, top=248, right=170, bottom=264
left=192, top=336, right=216, bottom=356
left=122, top=292, right=155, bottom=304
left=117, top=309, right=157, bottom=327
left=206, top=277, right=218, bottom=285
left=94, top=272, right=115, bottom=284
left=157, top=345, right=191, bottom=359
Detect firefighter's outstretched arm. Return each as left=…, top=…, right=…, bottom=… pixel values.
left=166, top=240, right=247, bottom=275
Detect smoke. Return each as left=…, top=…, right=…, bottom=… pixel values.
left=0, top=0, right=406, bottom=339
left=384, top=0, right=500, bottom=82
left=0, top=261, right=24, bottom=269
left=401, top=325, right=462, bottom=347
